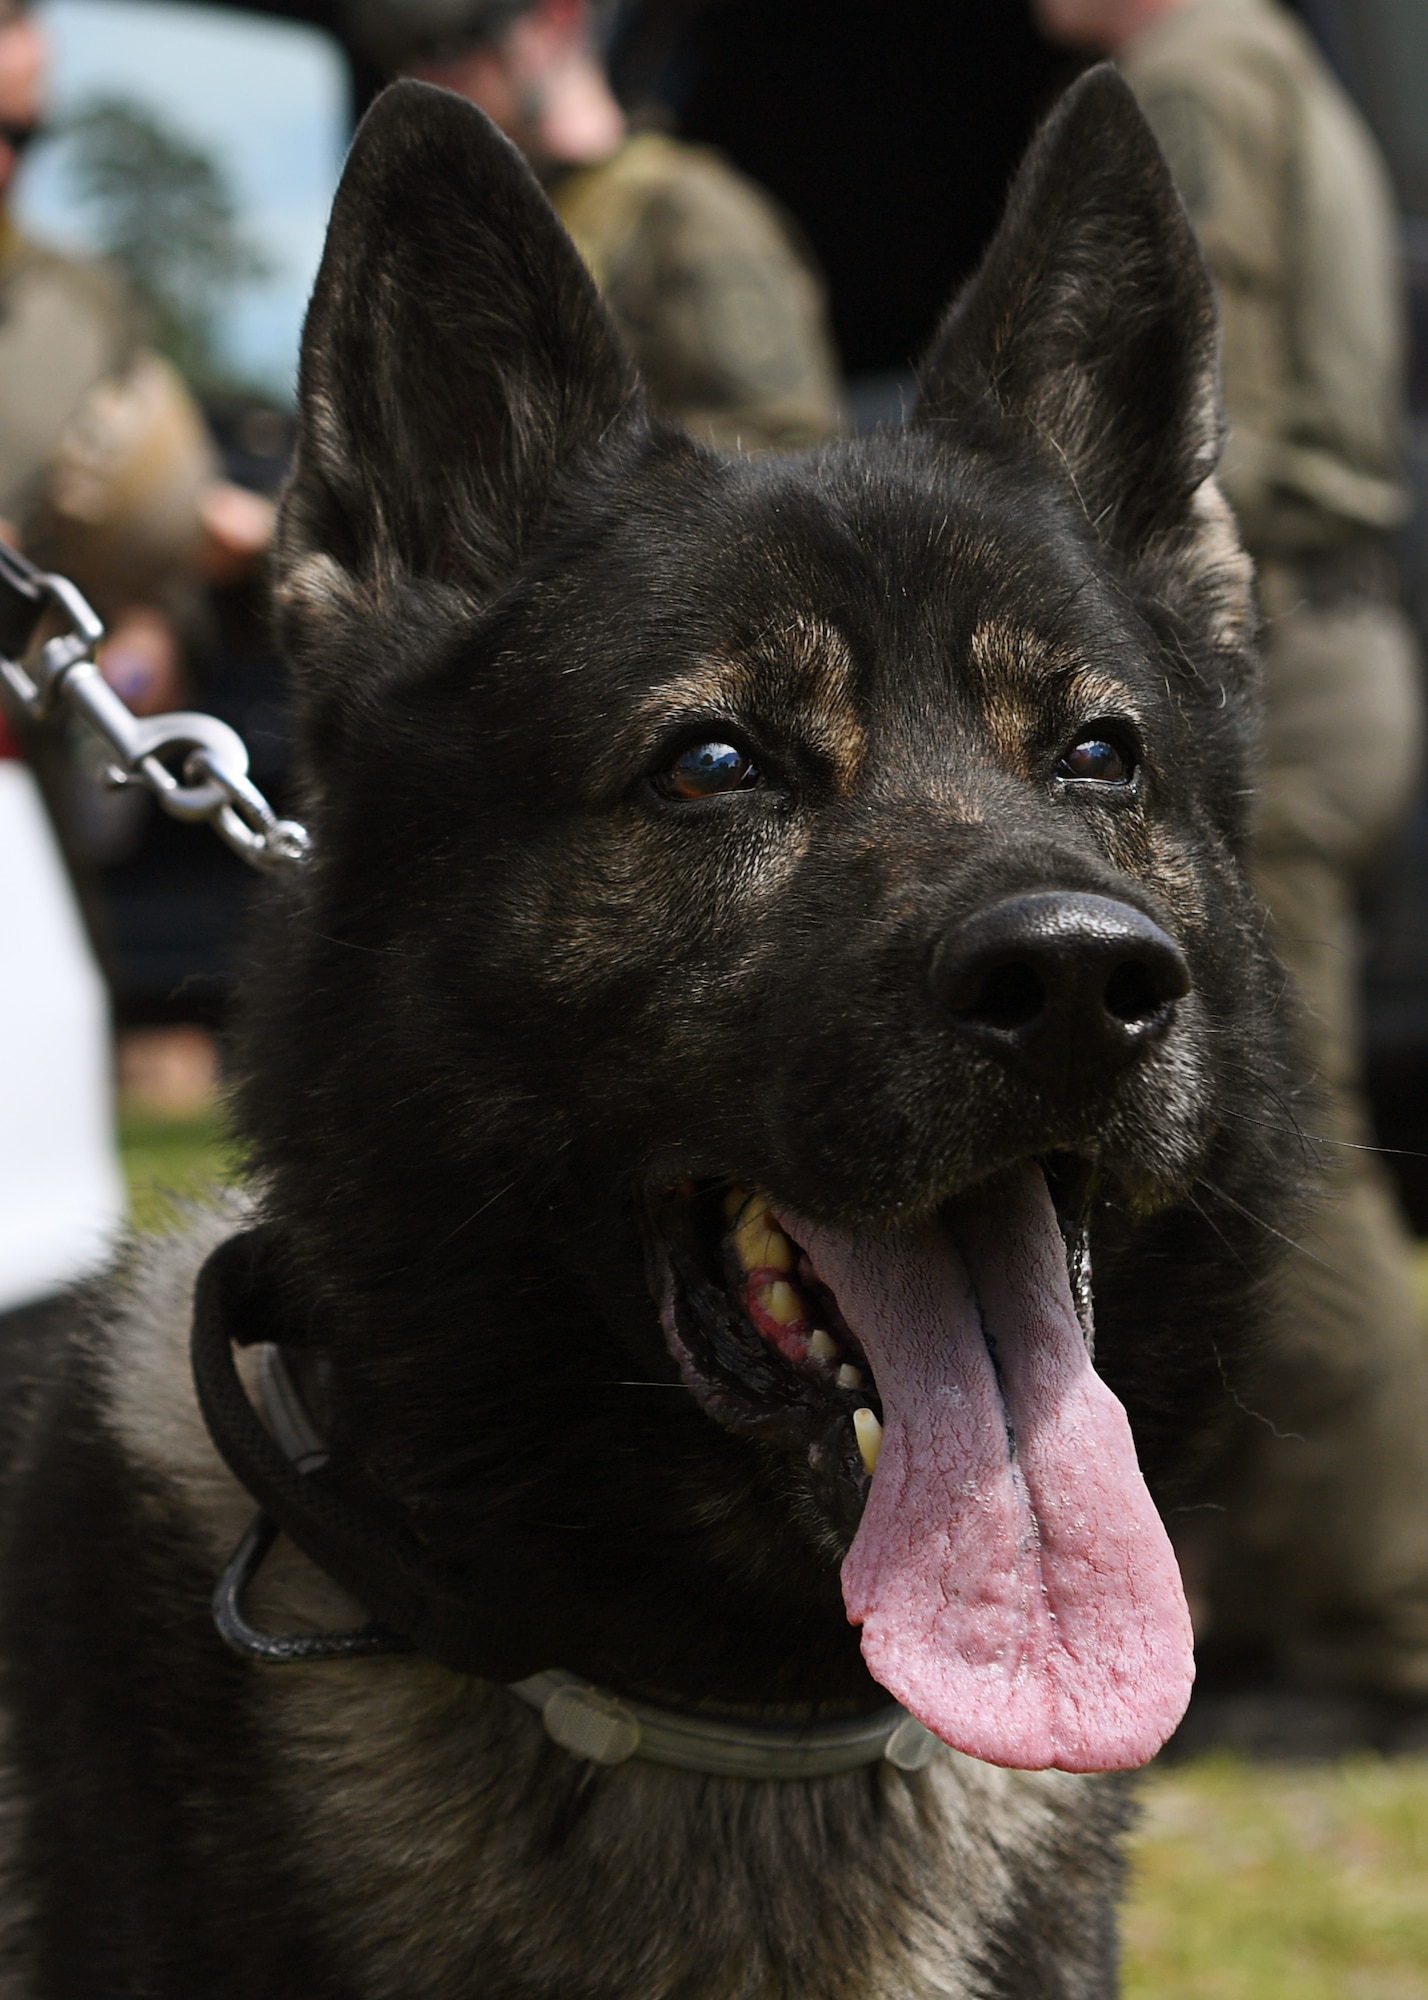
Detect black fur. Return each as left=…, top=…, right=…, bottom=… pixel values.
left=0, top=70, right=1302, bottom=1997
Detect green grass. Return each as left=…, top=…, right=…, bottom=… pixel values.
left=118, top=1108, right=239, bottom=1234
left=116, top=1112, right=1428, bottom=1992
left=1123, top=1754, right=1428, bottom=1996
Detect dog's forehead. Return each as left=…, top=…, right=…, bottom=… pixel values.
left=545, top=441, right=1150, bottom=749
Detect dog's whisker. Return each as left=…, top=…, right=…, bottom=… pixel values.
left=1218, top=1108, right=1420, bottom=1159
left=422, top=1178, right=526, bottom=1256
left=1180, top=1185, right=1256, bottom=1278
left=1193, top=1173, right=1338, bottom=1273
left=305, top=927, right=399, bottom=956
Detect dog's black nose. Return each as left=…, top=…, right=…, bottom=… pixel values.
left=932, top=892, right=1190, bottom=1076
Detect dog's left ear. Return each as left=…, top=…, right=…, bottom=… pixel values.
left=916, top=66, right=1224, bottom=561
left=275, top=80, right=641, bottom=664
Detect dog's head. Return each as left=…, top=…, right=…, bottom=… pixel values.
left=242, top=70, right=1300, bottom=1773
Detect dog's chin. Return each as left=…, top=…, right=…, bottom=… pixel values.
left=649, top=1155, right=1098, bottom=1541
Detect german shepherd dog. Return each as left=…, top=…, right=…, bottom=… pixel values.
left=0, top=66, right=1300, bottom=1999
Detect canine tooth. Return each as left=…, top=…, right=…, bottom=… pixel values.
left=734, top=1216, right=794, bottom=1273
left=725, top=1187, right=776, bottom=1228
left=807, top=1329, right=839, bottom=1362
left=757, top=1280, right=805, bottom=1327
left=837, top=1363, right=864, bottom=1390
left=854, top=1407, right=883, bottom=1476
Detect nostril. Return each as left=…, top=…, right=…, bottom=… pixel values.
left=960, top=960, right=1044, bottom=1031
left=934, top=891, right=1190, bottom=1064
left=1104, top=959, right=1167, bottom=1025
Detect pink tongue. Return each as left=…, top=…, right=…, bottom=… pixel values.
left=779, top=1164, right=1193, bottom=1773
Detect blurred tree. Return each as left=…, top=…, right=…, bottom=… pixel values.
left=61, top=95, right=269, bottom=394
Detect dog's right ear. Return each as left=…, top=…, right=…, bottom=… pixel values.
left=914, top=66, right=1223, bottom=562
left=275, top=81, right=641, bottom=667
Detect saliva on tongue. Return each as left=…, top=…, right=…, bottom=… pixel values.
left=778, top=1163, right=1194, bottom=1774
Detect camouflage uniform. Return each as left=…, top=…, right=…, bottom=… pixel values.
left=1123, top=0, right=1428, bottom=1696
left=549, top=133, right=842, bottom=451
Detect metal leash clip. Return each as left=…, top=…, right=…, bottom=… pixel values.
left=0, top=540, right=310, bottom=874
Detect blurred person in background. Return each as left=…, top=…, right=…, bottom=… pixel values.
left=346, top=0, right=843, bottom=450
left=1037, top=0, right=1428, bottom=1731
left=0, top=0, right=271, bottom=710
left=0, top=0, right=268, bottom=1312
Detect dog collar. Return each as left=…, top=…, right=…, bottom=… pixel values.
left=506, top=1669, right=936, bottom=1777
left=192, top=1227, right=938, bottom=1782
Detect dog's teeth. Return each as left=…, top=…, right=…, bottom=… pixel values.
left=734, top=1215, right=794, bottom=1274
left=854, top=1407, right=883, bottom=1476
left=837, top=1363, right=863, bottom=1389
left=723, top=1186, right=752, bottom=1221
left=807, top=1329, right=839, bottom=1362
left=757, top=1280, right=805, bottom=1327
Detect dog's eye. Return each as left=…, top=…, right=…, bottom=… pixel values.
left=657, top=742, right=758, bottom=800
left=1058, top=735, right=1132, bottom=784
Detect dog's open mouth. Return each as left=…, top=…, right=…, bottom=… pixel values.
left=654, top=1159, right=1194, bottom=1774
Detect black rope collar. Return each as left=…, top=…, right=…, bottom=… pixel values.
left=190, top=1225, right=938, bottom=1778
left=192, top=1225, right=518, bottom=1677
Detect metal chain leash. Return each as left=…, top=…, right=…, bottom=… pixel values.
left=0, top=540, right=310, bottom=873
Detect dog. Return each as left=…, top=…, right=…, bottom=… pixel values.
left=0, top=66, right=1302, bottom=1999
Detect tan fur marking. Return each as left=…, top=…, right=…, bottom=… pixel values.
left=631, top=654, right=762, bottom=729
left=764, top=616, right=866, bottom=794
left=517, top=619, right=866, bottom=995
left=966, top=627, right=1145, bottom=763
left=633, top=618, right=866, bottom=796
left=967, top=623, right=1042, bottom=774
left=1061, top=674, right=1142, bottom=731
left=272, top=550, right=362, bottom=626
left=967, top=623, right=1145, bottom=781
left=1187, top=477, right=1256, bottom=652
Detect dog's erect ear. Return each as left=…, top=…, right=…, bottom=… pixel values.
left=915, top=66, right=1221, bottom=554
left=276, top=80, right=640, bottom=649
